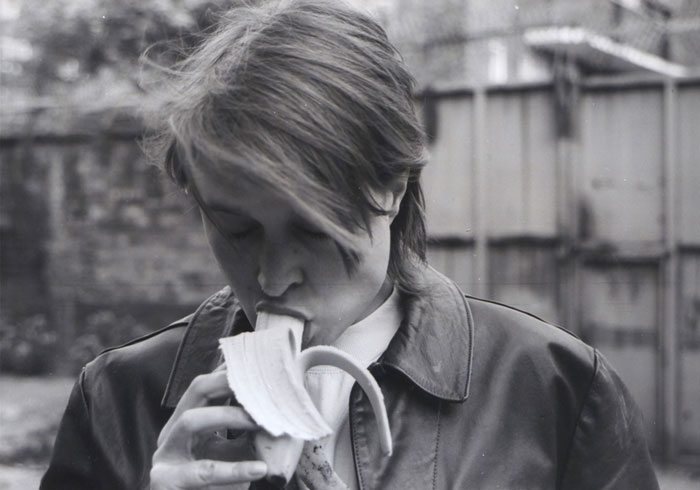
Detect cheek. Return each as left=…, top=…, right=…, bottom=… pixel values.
left=364, top=226, right=392, bottom=283
left=326, top=223, right=392, bottom=291
left=365, top=218, right=392, bottom=266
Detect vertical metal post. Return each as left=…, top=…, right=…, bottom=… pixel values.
left=662, top=78, right=679, bottom=461
left=47, top=149, right=77, bottom=373
left=472, top=87, right=489, bottom=298
left=556, top=134, right=579, bottom=333
left=554, top=59, right=582, bottom=333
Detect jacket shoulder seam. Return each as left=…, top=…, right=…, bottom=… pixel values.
left=77, top=367, right=92, bottom=414
left=464, top=295, right=582, bottom=341
left=557, top=348, right=600, bottom=488
left=94, top=315, right=192, bottom=358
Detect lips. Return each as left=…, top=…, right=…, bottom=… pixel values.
left=255, top=300, right=310, bottom=323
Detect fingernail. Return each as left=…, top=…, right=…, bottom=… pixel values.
left=249, top=461, right=268, bottom=477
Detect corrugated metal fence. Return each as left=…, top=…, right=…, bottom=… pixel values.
left=420, top=74, right=700, bottom=463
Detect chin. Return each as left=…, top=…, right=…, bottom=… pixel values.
left=301, top=325, right=333, bottom=348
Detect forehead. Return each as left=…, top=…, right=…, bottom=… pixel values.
left=188, top=159, right=283, bottom=211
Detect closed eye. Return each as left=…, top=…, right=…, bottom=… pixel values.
left=296, top=224, right=329, bottom=242
left=208, top=214, right=259, bottom=240
left=226, top=224, right=260, bottom=239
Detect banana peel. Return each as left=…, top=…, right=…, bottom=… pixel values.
left=218, top=312, right=392, bottom=485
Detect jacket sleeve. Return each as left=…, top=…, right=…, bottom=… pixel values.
left=39, top=369, right=102, bottom=490
left=559, top=350, right=660, bottom=490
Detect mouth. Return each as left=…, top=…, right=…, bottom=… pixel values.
left=255, top=300, right=309, bottom=323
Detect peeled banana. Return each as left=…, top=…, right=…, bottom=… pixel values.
left=218, top=312, right=392, bottom=485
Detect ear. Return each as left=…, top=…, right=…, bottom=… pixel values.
left=372, top=176, right=408, bottom=222
left=388, top=176, right=408, bottom=221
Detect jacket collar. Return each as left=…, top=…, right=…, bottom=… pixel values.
left=161, top=287, right=242, bottom=408
left=162, top=265, right=473, bottom=408
left=381, top=265, right=473, bottom=402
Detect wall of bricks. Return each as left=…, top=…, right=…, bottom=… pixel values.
left=1, top=107, right=226, bottom=352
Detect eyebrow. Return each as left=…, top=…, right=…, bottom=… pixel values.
left=188, top=181, right=247, bottom=224
left=209, top=205, right=246, bottom=216
left=200, top=199, right=247, bottom=216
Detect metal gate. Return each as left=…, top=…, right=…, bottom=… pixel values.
left=421, top=74, right=700, bottom=463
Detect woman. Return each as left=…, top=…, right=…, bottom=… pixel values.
left=41, top=1, right=660, bottom=489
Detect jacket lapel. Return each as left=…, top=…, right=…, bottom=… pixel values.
left=161, top=286, right=245, bottom=408
left=381, top=265, right=474, bottom=402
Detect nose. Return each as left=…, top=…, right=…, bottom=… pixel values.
left=256, top=235, right=304, bottom=297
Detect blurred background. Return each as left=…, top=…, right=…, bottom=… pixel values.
left=1, top=0, right=699, bottom=487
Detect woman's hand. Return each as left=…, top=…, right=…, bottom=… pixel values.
left=150, top=369, right=268, bottom=489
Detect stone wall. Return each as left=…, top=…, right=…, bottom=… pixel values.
left=0, top=105, right=226, bottom=362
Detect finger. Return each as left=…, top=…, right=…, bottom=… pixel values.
left=159, top=371, right=233, bottom=445
left=160, top=406, right=257, bottom=454
left=179, top=370, right=233, bottom=413
left=193, top=432, right=253, bottom=462
left=152, top=459, right=268, bottom=487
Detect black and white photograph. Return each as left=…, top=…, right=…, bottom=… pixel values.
left=1, top=0, right=699, bottom=488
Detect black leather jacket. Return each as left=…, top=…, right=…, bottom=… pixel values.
left=41, top=266, right=659, bottom=489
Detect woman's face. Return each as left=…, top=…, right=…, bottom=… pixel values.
left=189, top=164, right=398, bottom=348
